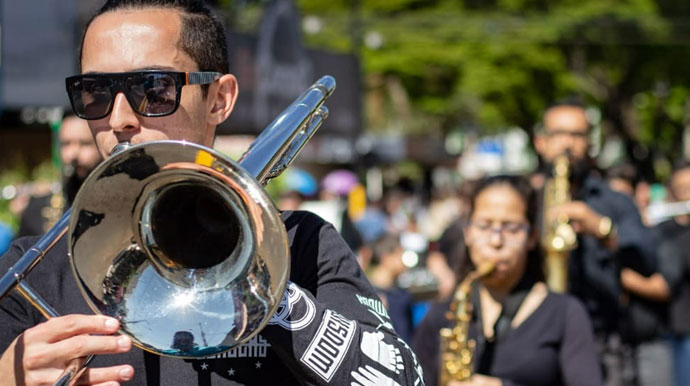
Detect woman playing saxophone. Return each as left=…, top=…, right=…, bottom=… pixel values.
left=413, top=175, right=601, bottom=386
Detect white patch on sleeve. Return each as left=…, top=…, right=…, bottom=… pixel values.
left=300, top=309, right=357, bottom=381
left=360, top=331, right=404, bottom=374
left=356, top=294, right=391, bottom=319
left=396, top=336, right=424, bottom=385
left=268, top=281, right=316, bottom=331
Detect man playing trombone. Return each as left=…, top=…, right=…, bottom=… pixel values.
left=0, top=1, right=423, bottom=385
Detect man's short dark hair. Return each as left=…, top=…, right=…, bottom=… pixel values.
left=80, top=0, right=229, bottom=94
left=545, top=98, right=586, bottom=112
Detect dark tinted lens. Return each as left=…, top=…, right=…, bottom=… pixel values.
left=68, top=77, right=114, bottom=119
left=126, top=73, right=177, bottom=115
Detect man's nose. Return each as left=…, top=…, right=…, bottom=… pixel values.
left=108, top=92, right=140, bottom=134
left=551, top=136, right=575, bottom=157
left=61, top=143, right=78, bottom=162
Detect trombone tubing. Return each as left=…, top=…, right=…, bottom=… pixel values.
left=239, top=75, right=336, bottom=183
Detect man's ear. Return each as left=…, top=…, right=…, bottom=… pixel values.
left=207, top=74, right=238, bottom=126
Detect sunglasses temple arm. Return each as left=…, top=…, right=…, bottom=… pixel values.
left=187, top=72, right=221, bottom=85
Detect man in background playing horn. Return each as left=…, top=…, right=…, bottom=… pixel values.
left=16, top=114, right=102, bottom=238
left=534, top=102, right=658, bottom=385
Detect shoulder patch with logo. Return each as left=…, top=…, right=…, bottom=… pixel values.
left=300, top=309, right=357, bottom=381
left=355, top=293, right=391, bottom=319
left=268, top=281, right=316, bottom=331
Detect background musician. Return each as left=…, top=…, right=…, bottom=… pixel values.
left=644, top=162, right=690, bottom=386
left=412, top=175, right=601, bottom=386
left=0, top=1, right=422, bottom=385
left=16, top=114, right=102, bottom=237
left=534, top=102, right=657, bottom=385
left=605, top=161, right=675, bottom=386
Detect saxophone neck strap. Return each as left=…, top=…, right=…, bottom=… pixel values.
left=473, top=275, right=534, bottom=375
left=493, top=275, right=534, bottom=342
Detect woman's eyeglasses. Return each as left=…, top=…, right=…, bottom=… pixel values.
left=469, top=221, right=530, bottom=243
left=65, top=71, right=222, bottom=120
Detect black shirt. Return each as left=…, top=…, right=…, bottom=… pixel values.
left=412, top=289, right=601, bottom=386
left=375, top=286, right=414, bottom=344
left=567, top=175, right=656, bottom=334
left=656, top=221, right=690, bottom=335
left=16, top=194, right=54, bottom=238
left=0, top=210, right=424, bottom=386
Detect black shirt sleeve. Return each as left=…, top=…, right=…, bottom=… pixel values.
left=656, top=237, right=685, bottom=294
left=611, top=193, right=656, bottom=275
left=0, top=241, right=40, bottom=348
left=16, top=195, right=51, bottom=238
left=572, top=180, right=657, bottom=333
left=259, top=210, right=425, bottom=385
left=559, top=296, right=603, bottom=386
left=412, top=301, right=449, bottom=386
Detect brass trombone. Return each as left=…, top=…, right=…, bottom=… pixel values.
left=0, top=75, right=336, bottom=385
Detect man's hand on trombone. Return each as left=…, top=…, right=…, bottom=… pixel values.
left=0, top=315, right=133, bottom=386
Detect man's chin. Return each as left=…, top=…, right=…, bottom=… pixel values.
left=570, top=158, right=591, bottom=185
left=76, top=171, right=90, bottom=180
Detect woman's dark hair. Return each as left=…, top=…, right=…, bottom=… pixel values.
left=457, top=175, right=544, bottom=283
left=80, top=0, right=229, bottom=95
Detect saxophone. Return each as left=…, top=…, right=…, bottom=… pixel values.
left=438, top=261, right=495, bottom=385
left=541, top=154, right=577, bottom=293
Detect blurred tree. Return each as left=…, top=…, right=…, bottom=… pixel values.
left=219, top=0, right=690, bottom=180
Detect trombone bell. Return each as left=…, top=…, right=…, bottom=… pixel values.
left=69, top=142, right=291, bottom=357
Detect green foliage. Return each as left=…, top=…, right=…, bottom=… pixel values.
left=0, top=161, right=57, bottom=233
left=0, top=169, right=28, bottom=232
left=220, top=0, right=690, bottom=179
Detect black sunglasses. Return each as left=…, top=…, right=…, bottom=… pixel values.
left=65, top=71, right=222, bottom=120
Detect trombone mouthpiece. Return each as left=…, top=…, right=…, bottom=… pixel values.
left=111, top=142, right=132, bottom=156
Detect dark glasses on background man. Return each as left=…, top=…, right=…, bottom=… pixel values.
left=66, top=71, right=222, bottom=120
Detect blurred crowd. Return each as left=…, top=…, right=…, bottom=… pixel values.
left=271, top=102, right=690, bottom=386
left=3, top=102, right=690, bottom=386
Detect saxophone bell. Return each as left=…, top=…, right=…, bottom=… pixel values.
left=438, top=261, right=495, bottom=385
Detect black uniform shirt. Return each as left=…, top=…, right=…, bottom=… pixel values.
left=0, top=210, right=424, bottom=386
left=568, top=175, right=656, bottom=334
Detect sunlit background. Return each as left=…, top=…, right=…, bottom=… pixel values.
left=1, top=0, right=689, bottom=232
